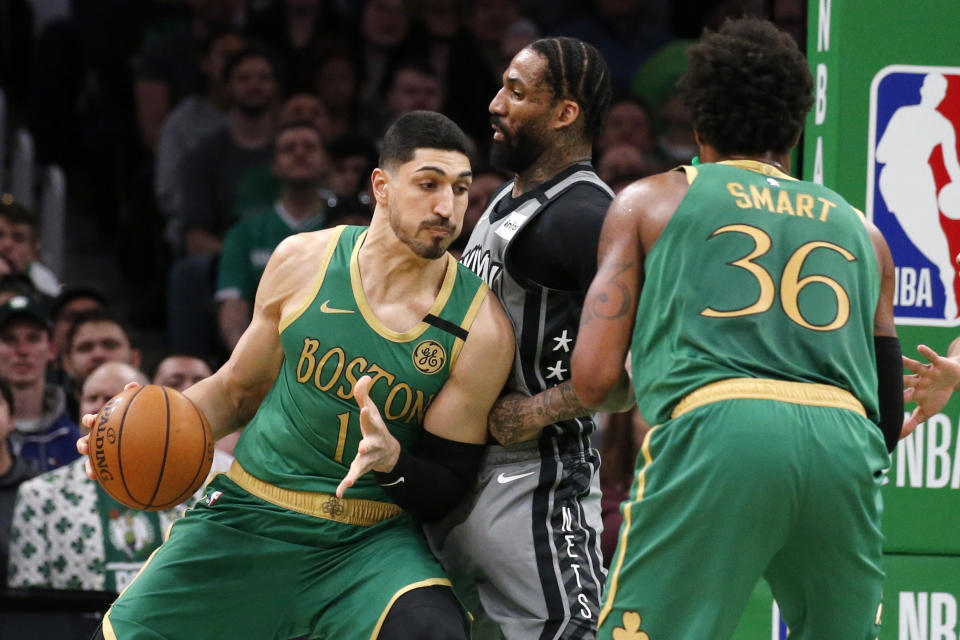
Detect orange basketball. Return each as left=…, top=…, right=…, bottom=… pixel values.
left=89, top=385, right=214, bottom=511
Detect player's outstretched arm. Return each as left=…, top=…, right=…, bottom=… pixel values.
left=187, top=231, right=334, bottom=440
left=342, top=293, right=514, bottom=520
left=571, top=184, right=645, bottom=411
left=903, top=341, right=960, bottom=437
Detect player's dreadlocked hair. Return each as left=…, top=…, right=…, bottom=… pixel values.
left=678, top=17, right=814, bottom=155
left=527, top=37, right=613, bottom=142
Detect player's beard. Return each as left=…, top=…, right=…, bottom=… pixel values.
left=389, top=209, right=456, bottom=260
left=490, top=116, right=548, bottom=174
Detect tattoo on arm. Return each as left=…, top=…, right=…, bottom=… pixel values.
left=582, top=261, right=635, bottom=326
left=488, top=382, right=586, bottom=445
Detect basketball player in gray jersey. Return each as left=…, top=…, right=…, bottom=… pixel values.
left=426, top=38, right=633, bottom=640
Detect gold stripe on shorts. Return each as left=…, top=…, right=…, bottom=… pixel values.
left=671, top=377, right=866, bottom=419
left=227, top=461, right=402, bottom=526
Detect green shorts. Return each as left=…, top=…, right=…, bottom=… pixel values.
left=598, top=382, right=888, bottom=640
left=103, top=473, right=456, bottom=640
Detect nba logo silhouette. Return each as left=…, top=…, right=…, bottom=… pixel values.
left=867, top=65, right=960, bottom=326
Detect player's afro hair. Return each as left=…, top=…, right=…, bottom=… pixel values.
left=678, top=17, right=814, bottom=156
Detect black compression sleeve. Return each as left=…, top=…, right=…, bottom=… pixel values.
left=876, top=335, right=904, bottom=453
left=374, top=432, right=485, bottom=522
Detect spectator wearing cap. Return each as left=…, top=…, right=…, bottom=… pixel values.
left=0, top=200, right=61, bottom=298
left=0, top=296, right=81, bottom=474
left=1, top=376, right=37, bottom=585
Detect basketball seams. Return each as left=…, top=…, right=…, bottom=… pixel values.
left=116, top=386, right=148, bottom=508
left=144, top=387, right=173, bottom=509
left=159, top=396, right=212, bottom=509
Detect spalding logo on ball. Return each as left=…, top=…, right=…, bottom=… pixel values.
left=90, top=385, right=214, bottom=511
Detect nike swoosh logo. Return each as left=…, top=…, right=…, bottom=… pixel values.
left=496, top=471, right=535, bottom=484
left=381, top=477, right=405, bottom=487
left=320, top=300, right=354, bottom=314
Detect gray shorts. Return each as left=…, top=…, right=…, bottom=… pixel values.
left=425, top=435, right=605, bottom=640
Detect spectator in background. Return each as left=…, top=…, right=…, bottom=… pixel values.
left=247, top=0, right=343, bottom=94
left=1, top=376, right=37, bottom=586
left=134, top=0, right=246, bottom=150
left=354, top=0, right=410, bottom=115
left=151, top=353, right=240, bottom=459
left=0, top=296, right=80, bottom=474
left=631, top=40, right=700, bottom=165
left=6, top=362, right=191, bottom=592
left=495, top=17, right=539, bottom=77
left=597, top=144, right=651, bottom=193
left=48, top=287, right=108, bottom=369
left=154, top=29, right=246, bottom=235
left=0, top=200, right=61, bottom=297
left=361, top=57, right=444, bottom=140
left=231, top=92, right=334, bottom=220
left=61, top=309, right=141, bottom=419
left=469, top=0, right=520, bottom=73
left=405, top=0, right=499, bottom=145
left=152, top=353, right=213, bottom=393
left=326, top=133, right=378, bottom=204
left=178, top=45, right=282, bottom=255
left=169, top=45, right=282, bottom=357
left=596, top=94, right=656, bottom=158
left=0, top=274, right=38, bottom=308
left=309, top=45, right=361, bottom=140
left=559, top=0, right=670, bottom=93
left=215, top=121, right=328, bottom=351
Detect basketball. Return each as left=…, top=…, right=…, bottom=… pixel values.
left=89, top=385, right=214, bottom=511
left=939, top=182, right=960, bottom=220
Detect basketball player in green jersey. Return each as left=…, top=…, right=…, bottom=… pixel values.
left=78, top=111, right=515, bottom=640
left=571, top=18, right=905, bottom=640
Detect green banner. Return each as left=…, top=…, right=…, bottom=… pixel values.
left=806, top=0, right=960, bottom=555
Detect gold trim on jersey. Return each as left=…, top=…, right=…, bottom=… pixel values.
left=719, top=159, right=797, bottom=181
left=369, top=578, right=454, bottom=640
left=597, top=424, right=659, bottom=629
left=448, top=283, right=489, bottom=370
left=671, top=377, right=866, bottom=419
left=279, top=225, right=346, bottom=334
left=680, top=165, right=698, bottom=184
left=227, top=461, right=402, bottom=526
left=350, top=231, right=460, bottom=342
left=103, top=611, right=119, bottom=640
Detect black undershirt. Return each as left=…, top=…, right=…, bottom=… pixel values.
left=489, top=182, right=611, bottom=292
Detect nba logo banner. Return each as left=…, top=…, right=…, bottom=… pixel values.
left=867, top=65, right=960, bottom=326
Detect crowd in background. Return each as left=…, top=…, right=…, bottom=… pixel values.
left=0, top=0, right=805, bottom=615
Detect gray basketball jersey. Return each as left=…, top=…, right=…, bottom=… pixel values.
left=460, top=165, right=613, bottom=438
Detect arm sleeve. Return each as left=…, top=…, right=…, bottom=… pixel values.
left=508, top=184, right=611, bottom=292
left=373, top=432, right=485, bottom=522
left=875, top=335, right=904, bottom=453
left=7, top=482, right=52, bottom=588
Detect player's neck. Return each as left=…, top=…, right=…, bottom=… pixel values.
left=358, top=219, right=449, bottom=306
left=11, top=380, right=45, bottom=421
left=513, top=144, right=592, bottom=196
left=701, top=147, right=790, bottom=174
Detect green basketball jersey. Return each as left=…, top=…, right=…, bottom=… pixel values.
left=632, top=160, right=881, bottom=426
left=234, top=225, right=488, bottom=501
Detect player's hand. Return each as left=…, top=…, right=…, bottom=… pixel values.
left=78, top=381, right=143, bottom=481
left=336, top=376, right=401, bottom=498
left=902, top=344, right=960, bottom=439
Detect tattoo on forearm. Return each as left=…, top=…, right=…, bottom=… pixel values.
left=489, top=383, right=586, bottom=445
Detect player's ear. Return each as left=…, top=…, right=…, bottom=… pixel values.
left=553, top=99, right=580, bottom=130
left=371, top=168, right=390, bottom=206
